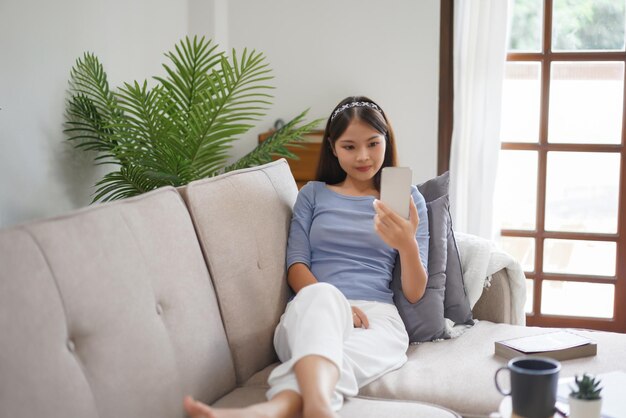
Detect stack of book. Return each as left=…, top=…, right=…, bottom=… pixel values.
left=494, top=330, right=597, bottom=361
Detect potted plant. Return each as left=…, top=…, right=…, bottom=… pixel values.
left=569, top=373, right=603, bottom=418
left=65, top=36, right=321, bottom=202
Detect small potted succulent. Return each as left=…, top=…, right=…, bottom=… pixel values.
left=569, top=373, right=603, bottom=418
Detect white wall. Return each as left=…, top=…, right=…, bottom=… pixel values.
left=0, top=0, right=439, bottom=228
left=0, top=0, right=189, bottom=227
left=223, top=0, right=440, bottom=184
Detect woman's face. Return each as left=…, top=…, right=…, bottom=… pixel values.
left=331, top=118, right=386, bottom=185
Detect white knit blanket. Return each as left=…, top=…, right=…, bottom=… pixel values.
left=443, top=232, right=527, bottom=338
left=455, top=232, right=527, bottom=325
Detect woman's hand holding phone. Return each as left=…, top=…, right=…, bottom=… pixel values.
left=375, top=167, right=419, bottom=251
left=373, top=198, right=419, bottom=251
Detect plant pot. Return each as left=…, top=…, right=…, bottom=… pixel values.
left=568, top=396, right=602, bottom=418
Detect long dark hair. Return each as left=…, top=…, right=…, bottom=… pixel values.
left=315, top=96, right=397, bottom=191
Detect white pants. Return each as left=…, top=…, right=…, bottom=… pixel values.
left=266, top=282, right=409, bottom=411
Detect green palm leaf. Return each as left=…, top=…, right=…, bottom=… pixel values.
left=66, top=36, right=319, bottom=202
left=65, top=53, right=123, bottom=163
left=186, top=50, right=274, bottom=178
left=91, top=165, right=158, bottom=202
left=225, top=110, right=324, bottom=173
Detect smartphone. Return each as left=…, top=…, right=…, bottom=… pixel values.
left=380, top=167, right=413, bottom=219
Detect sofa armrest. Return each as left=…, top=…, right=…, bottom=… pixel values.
left=456, top=231, right=526, bottom=326
left=471, top=269, right=512, bottom=324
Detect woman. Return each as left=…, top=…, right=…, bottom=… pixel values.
left=184, top=96, right=429, bottom=418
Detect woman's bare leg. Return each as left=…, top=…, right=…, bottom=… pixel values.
left=183, top=355, right=340, bottom=418
left=294, top=355, right=340, bottom=418
left=183, top=390, right=302, bottom=418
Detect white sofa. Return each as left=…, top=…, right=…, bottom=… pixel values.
left=1, top=159, right=624, bottom=418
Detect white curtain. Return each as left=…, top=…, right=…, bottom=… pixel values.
left=449, top=0, right=509, bottom=240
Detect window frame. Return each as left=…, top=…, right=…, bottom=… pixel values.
left=439, top=0, right=626, bottom=332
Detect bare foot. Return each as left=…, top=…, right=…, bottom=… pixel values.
left=183, top=396, right=272, bottom=418
left=184, top=396, right=215, bottom=418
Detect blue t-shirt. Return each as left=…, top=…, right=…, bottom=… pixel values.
left=286, top=181, right=429, bottom=304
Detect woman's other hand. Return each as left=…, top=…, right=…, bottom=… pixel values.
left=351, top=306, right=369, bottom=328
left=373, top=198, right=419, bottom=251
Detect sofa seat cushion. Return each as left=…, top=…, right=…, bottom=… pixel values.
left=359, top=320, right=626, bottom=417
left=214, top=386, right=461, bottom=417
left=245, top=321, right=626, bottom=417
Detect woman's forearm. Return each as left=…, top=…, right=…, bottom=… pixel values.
left=287, top=262, right=319, bottom=293
left=398, top=239, right=428, bottom=303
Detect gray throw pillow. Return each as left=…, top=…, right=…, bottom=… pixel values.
left=417, top=170, right=449, bottom=202
left=392, top=195, right=450, bottom=342
left=444, top=227, right=473, bottom=324
left=417, top=172, right=474, bottom=326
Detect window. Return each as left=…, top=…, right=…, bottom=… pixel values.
left=496, top=0, right=626, bottom=331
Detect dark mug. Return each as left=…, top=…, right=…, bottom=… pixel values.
left=495, top=357, right=561, bottom=418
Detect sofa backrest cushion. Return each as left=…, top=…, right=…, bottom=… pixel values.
left=180, top=159, right=298, bottom=384
left=0, top=187, right=236, bottom=418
